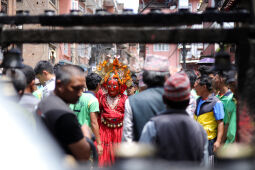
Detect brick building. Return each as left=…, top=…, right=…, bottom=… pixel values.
left=198, top=0, right=236, bottom=62
left=139, top=0, right=181, bottom=74
left=16, top=0, right=122, bottom=68
left=58, top=0, right=97, bottom=67
left=16, top=0, right=59, bottom=67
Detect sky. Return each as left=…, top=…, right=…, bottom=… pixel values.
left=117, top=0, right=139, bottom=13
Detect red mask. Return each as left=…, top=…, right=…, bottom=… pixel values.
left=107, top=79, right=119, bottom=97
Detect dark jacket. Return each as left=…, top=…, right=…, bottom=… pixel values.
left=194, top=95, right=220, bottom=140
left=129, top=87, right=166, bottom=141
left=152, top=110, right=207, bottom=162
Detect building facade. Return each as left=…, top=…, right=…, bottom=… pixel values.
left=198, top=0, right=236, bottom=62
left=16, top=0, right=59, bottom=67
left=16, top=0, right=121, bottom=68
left=139, top=1, right=181, bottom=74
left=1, top=0, right=16, bottom=15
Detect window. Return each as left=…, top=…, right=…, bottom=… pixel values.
left=49, top=0, right=56, bottom=5
left=71, top=0, right=78, bottom=10
left=189, top=3, right=192, bottom=12
left=153, top=44, right=169, bottom=52
left=79, top=5, right=85, bottom=13
left=63, top=44, right=69, bottom=55
left=178, top=0, right=189, bottom=9
left=49, top=44, right=56, bottom=64
left=77, top=44, right=85, bottom=57
left=1, top=0, right=7, bottom=14
left=146, top=47, right=149, bottom=54
left=49, top=49, right=56, bottom=64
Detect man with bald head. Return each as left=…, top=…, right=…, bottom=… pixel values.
left=37, top=64, right=91, bottom=161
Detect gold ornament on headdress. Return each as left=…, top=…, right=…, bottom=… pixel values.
left=96, top=58, right=132, bottom=87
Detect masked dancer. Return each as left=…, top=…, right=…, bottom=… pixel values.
left=96, top=58, right=132, bottom=166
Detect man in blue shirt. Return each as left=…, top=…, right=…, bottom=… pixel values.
left=194, top=75, right=224, bottom=156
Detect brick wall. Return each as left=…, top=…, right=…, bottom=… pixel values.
left=16, top=0, right=59, bottom=67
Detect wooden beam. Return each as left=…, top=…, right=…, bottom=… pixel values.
left=0, top=27, right=251, bottom=44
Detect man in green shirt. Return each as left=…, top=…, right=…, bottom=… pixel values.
left=214, top=71, right=236, bottom=144
left=70, top=73, right=102, bottom=155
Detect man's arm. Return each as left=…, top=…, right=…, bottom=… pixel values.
left=122, top=99, right=134, bottom=142
left=213, top=101, right=225, bottom=152
left=88, top=98, right=102, bottom=155
left=222, top=124, right=229, bottom=143
left=222, top=101, right=231, bottom=143
left=139, top=121, right=156, bottom=144
left=90, top=112, right=103, bottom=155
left=214, top=120, right=224, bottom=152
left=56, top=114, right=91, bottom=161
left=81, top=123, right=92, bottom=139
left=68, top=137, right=91, bottom=161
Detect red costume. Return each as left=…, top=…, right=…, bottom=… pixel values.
left=96, top=58, right=131, bottom=166
left=98, top=93, right=127, bottom=166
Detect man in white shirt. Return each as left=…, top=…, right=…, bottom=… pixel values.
left=34, top=60, right=55, bottom=98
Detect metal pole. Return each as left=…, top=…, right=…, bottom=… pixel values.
left=182, top=43, right=187, bottom=70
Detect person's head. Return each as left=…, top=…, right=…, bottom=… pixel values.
left=163, top=72, right=190, bottom=110
left=212, top=71, right=228, bottom=90
left=127, top=82, right=137, bottom=96
left=130, top=73, right=139, bottom=93
left=86, top=72, right=102, bottom=92
left=131, top=73, right=138, bottom=83
left=194, top=75, right=213, bottom=97
left=21, top=65, right=37, bottom=93
left=107, top=77, right=120, bottom=97
left=185, top=69, right=197, bottom=89
left=6, top=69, right=26, bottom=96
left=198, top=65, right=213, bottom=77
left=34, top=60, right=54, bottom=85
left=225, top=70, right=237, bottom=94
left=142, top=70, right=169, bottom=88
left=55, top=65, right=85, bottom=104
left=53, top=63, right=62, bottom=74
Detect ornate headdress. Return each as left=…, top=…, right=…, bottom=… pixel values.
left=96, top=58, right=132, bottom=93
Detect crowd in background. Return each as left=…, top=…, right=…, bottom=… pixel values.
left=2, top=53, right=237, bottom=167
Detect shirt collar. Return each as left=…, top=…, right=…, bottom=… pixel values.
left=45, top=77, right=55, bottom=85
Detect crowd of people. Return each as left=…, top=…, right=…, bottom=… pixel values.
left=2, top=53, right=237, bottom=167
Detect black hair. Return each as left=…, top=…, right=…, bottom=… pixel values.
left=198, top=65, right=213, bottom=76
left=143, top=70, right=169, bottom=88
left=197, top=75, right=213, bottom=92
left=185, top=69, right=197, bottom=88
left=131, top=73, right=137, bottom=81
left=163, top=96, right=189, bottom=110
left=86, top=73, right=102, bottom=91
left=131, top=73, right=138, bottom=86
left=53, top=63, right=62, bottom=74
left=225, top=70, right=237, bottom=84
left=55, top=65, right=84, bottom=85
left=34, top=60, right=54, bottom=75
left=6, top=69, right=27, bottom=93
left=21, top=64, right=35, bottom=84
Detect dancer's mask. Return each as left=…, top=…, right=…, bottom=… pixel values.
left=107, top=78, right=119, bottom=97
